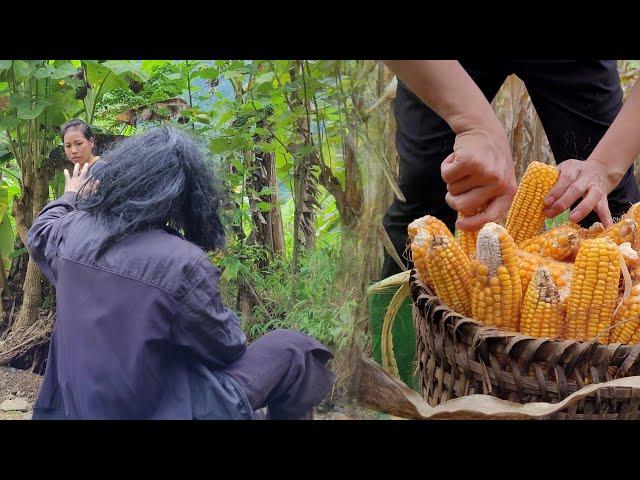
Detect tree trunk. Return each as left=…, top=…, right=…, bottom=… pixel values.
left=247, top=140, right=285, bottom=265
left=12, top=168, right=50, bottom=332
left=289, top=61, right=319, bottom=285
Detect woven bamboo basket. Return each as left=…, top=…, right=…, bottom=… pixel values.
left=409, top=270, right=640, bottom=419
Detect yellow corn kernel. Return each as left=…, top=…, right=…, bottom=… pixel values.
left=455, top=205, right=486, bottom=258
left=505, top=161, right=559, bottom=243
left=519, top=267, right=566, bottom=339
left=610, top=284, right=640, bottom=344
left=471, top=223, right=522, bottom=331
left=519, top=224, right=580, bottom=261
left=566, top=238, right=621, bottom=342
left=619, top=242, right=640, bottom=271
left=424, top=234, right=472, bottom=316
left=516, top=249, right=572, bottom=302
left=597, top=218, right=638, bottom=247
left=409, top=216, right=456, bottom=290
left=622, top=204, right=640, bottom=250
left=410, top=230, right=435, bottom=290
left=408, top=215, right=454, bottom=242
left=457, top=227, right=478, bottom=258
left=622, top=202, right=640, bottom=224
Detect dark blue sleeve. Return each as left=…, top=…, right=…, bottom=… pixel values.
left=26, top=191, right=78, bottom=284
left=173, top=255, right=247, bottom=369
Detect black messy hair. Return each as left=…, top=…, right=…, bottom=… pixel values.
left=76, top=126, right=226, bottom=256
left=61, top=119, right=94, bottom=140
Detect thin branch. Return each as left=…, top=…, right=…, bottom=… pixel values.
left=267, top=60, right=296, bottom=114
left=89, top=69, right=112, bottom=124
left=300, top=62, right=313, bottom=146
left=248, top=86, right=295, bottom=157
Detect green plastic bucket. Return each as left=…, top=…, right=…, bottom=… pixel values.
left=368, top=285, right=419, bottom=391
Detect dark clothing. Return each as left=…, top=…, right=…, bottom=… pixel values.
left=27, top=192, right=333, bottom=419
left=225, top=329, right=335, bottom=420
left=382, top=60, right=640, bottom=278
left=190, top=330, right=334, bottom=420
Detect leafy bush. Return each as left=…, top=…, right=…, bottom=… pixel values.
left=216, top=241, right=353, bottom=349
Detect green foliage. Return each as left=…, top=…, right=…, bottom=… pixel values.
left=216, top=244, right=353, bottom=349
left=0, top=59, right=369, bottom=351
left=0, top=174, right=19, bottom=275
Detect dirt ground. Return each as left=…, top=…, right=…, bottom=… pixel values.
left=0, top=367, right=42, bottom=420
left=0, top=366, right=403, bottom=420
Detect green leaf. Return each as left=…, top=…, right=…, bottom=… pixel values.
left=255, top=142, right=276, bottom=153
left=189, top=113, right=210, bottom=125
left=256, top=201, right=273, bottom=212
left=3, top=179, right=20, bottom=206
left=51, top=63, right=81, bottom=79
left=0, top=213, right=14, bottom=273
left=0, top=116, right=19, bottom=131
left=209, top=137, right=231, bottom=154
left=216, top=109, right=236, bottom=126
left=221, top=257, right=241, bottom=281
left=0, top=186, right=7, bottom=218
left=8, top=247, right=27, bottom=259
left=0, top=61, right=12, bottom=70
left=193, top=67, right=219, bottom=80
left=14, top=98, right=51, bottom=120
left=230, top=157, right=246, bottom=172
left=296, top=143, right=315, bottom=158
left=102, top=60, right=149, bottom=81
left=257, top=187, right=275, bottom=196
left=221, top=70, right=243, bottom=80
left=12, top=61, right=34, bottom=82
left=33, top=63, right=77, bottom=79
left=141, top=60, right=169, bottom=73
left=256, top=72, right=274, bottom=85
left=84, top=60, right=129, bottom=99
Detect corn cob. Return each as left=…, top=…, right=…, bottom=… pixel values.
left=455, top=205, right=486, bottom=258
left=573, top=221, right=605, bottom=239
left=619, top=242, right=640, bottom=271
left=471, top=223, right=522, bottom=331
left=610, top=284, right=640, bottom=344
left=411, top=230, right=435, bottom=290
left=519, top=267, right=566, bottom=338
left=505, top=161, right=559, bottom=243
left=566, top=238, right=621, bottom=342
left=408, top=215, right=453, bottom=242
left=519, top=224, right=580, bottom=261
left=409, top=216, right=456, bottom=290
left=597, top=218, right=638, bottom=247
left=424, top=234, right=472, bottom=316
left=516, top=249, right=572, bottom=301
left=622, top=202, right=640, bottom=224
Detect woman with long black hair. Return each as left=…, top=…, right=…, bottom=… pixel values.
left=26, top=126, right=334, bottom=420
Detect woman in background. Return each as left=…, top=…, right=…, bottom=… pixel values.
left=60, top=119, right=100, bottom=167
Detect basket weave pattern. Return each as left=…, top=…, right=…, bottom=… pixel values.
left=410, top=270, right=640, bottom=419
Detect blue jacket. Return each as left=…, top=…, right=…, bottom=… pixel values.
left=27, top=192, right=254, bottom=419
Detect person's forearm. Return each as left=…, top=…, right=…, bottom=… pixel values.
left=384, top=60, right=502, bottom=134
left=589, top=80, right=640, bottom=187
